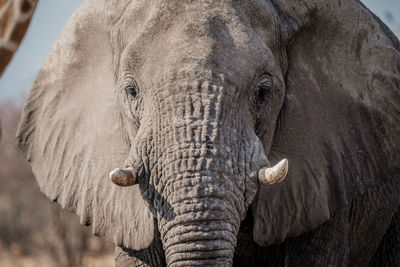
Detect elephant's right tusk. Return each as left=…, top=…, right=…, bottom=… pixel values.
left=258, top=159, right=288, bottom=185
left=110, top=167, right=138, bottom=186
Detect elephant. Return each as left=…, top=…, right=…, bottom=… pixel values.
left=16, top=0, right=400, bottom=266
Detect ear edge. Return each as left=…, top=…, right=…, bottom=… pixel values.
left=253, top=0, right=400, bottom=245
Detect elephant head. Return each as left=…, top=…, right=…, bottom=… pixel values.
left=17, top=0, right=400, bottom=265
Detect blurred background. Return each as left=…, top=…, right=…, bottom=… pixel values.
left=0, top=0, right=399, bottom=266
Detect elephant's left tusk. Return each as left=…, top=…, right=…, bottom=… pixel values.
left=110, top=167, right=138, bottom=186
left=258, top=159, right=288, bottom=185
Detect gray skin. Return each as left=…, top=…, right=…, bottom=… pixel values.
left=16, top=0, right=400, bottom=266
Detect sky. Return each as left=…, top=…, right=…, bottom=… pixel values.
left=0, top=0, right=399, bottom=103
left=0, top=0, right=83, bottom=102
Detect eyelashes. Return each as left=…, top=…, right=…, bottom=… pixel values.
left=125, top=86, right=137, bottom=99
left=255, top=75, right=273, bottom=103
left=123, top=73, right=139, bottom=100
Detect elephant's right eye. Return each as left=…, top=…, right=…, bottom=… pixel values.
left=255, top=75, right=273, bottom=104
left=125, top=86, right=137, bottom=98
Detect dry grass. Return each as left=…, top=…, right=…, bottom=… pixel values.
left=0, top=252, right=114, bottom=267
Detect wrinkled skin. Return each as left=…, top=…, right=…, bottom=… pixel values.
left=17, top=0, right=400, bottom=266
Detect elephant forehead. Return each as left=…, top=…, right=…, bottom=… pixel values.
left=111, top=0, right=281, bottom=87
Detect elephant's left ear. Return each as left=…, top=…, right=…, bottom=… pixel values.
left=17, top=0, right=154, bottom=251
left=253, top=0, right=400, bottom=246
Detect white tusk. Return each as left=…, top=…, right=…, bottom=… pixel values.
left=258, top=159, right=288, bottom=185
left=110, top=167, right=138, bottom=187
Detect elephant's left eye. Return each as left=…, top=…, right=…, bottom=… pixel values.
left=125, top=86, right=137, bottom=98
left=255, top=75, right=272, bottom=103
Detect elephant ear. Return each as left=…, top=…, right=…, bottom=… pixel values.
left=17, top=0, right=154, bottom=250
left=253, top=0, right=400, bottom=246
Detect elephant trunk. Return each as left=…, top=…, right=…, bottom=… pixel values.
left=162, top=201, right=237, bottom=266
left=158, top=169, right=241, bottom=266
left=152, top=125, right=246, bottom=265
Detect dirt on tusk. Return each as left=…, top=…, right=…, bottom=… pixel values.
left=258, top=159, right=288, bottom=185
left=110, top=167, right=138, bottom=186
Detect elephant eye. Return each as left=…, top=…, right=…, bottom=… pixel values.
left=255, top=75, right=272, bottom=103
left=257, top=86, right=270, bottom=100
left=125, top=86, right=137, bottom=98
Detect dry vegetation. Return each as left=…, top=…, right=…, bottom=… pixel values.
left=0, top=102, right=114, bottom=267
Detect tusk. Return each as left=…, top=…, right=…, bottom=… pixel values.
left=110, top=167, right=138, bottom=186
left=258, top=159, right=288, bottom=185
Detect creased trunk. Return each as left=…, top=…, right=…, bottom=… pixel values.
left=162, top=211, right=236, bottom=266
left=154, top=141, right=244, bottom=266
left=158, top=169, right=240, bottom=266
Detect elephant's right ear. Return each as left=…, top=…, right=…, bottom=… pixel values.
left=17, top=0, right=154, bottom=250
left=253, top=0, right=400, bottom=246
